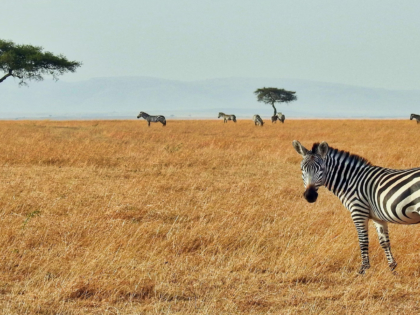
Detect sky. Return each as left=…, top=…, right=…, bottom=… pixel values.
left=3, top=0, right=420, bottom=90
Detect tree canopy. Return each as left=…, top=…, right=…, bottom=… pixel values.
left=254, top=87, right=297, bottom=116
left=0, top=39, right=82, bottom=86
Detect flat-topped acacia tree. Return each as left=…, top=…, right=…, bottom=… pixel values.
left=0, top=39, right=82, bottom=86
left=254, top=87, right=297, bottom=116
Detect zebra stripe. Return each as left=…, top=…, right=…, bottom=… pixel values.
left=218, top=112, right=237, bottom=123
left=293, top=140, right=420, bottom=274
left=252, top=114, right=264, bottom=126
left=410, top=113, right=420, bottom=124
left=271, top=113, right=285, bottom=123
left=137, top=112, right=166, bottom=126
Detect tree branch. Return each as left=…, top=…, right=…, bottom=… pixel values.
left=0, top=39, right=82, bottom=86
left=0, top=69, right=13, bottom=83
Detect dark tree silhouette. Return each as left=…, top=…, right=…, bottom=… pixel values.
left=0, top=39, right=82, bottom=86
left=254, top=87, right=297, bottom=116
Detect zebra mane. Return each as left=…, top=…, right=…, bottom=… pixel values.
left=311, top=143, right=372, bottom=166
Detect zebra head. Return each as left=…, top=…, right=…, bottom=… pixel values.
left=410, top=114, right=415, bottom=120
left=137, top=111, right=146, bottom=119
left=218, top=112, right=224, bottom=118
left=292, top=141, right=329, bottom=203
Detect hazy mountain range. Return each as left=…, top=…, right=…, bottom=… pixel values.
left=1, top=76, right=419, bottom=119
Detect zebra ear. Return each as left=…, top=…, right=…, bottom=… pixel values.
left=317, top=142, right=329, bottom=159
left=292, top=140, right=308, bottom=157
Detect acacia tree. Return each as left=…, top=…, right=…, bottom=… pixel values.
left=0, top=39, right=82, bottom=86
left=254, top=87, right=297, bottom=116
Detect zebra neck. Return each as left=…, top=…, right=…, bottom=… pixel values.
left=323, top=148, right=372, bottom=196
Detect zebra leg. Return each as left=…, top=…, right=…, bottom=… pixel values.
left=372, top=219, right=397, bottom=271
left=148, top=120, right=150, bottom=127
left=352, top=214, right=370, bottom=274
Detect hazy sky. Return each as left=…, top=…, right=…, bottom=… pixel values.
left=4, top=1, right=420, bottom=89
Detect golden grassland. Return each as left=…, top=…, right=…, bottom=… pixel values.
left=1, top=119, right=420, bottom=314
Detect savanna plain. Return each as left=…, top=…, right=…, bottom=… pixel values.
left=1, top=119, right=420, bottom=314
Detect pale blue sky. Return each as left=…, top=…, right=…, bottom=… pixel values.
left=4, top=0, right=420, bottom=89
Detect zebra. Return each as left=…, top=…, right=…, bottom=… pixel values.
left=137, top=112, right=166, bottom=126
left=218, top=112, right=237, bottom=123
left=271, top=113, right=285, bottom=123
left=410, top=113, right=420, bottom=124
left=292, top=140, right=420, bottom=274
left=252, top=114, right=264, bottom=126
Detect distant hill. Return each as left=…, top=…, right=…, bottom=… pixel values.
left=1, top=76, right=419, bottom=119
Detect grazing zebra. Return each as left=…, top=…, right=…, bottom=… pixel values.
left=137, top=111, right=166, bottom=126
left=252, top=114, right=264, bottom=126
left=410, top=113, right=420, bottom=124
left=218, top=112, right=237, bottom=123
left=272, top=113, right=285, bottom=123
left=293, top=140, right=420, bottom=274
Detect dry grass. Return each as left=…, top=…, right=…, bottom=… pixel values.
left=0, top=119, right=420, bottom=314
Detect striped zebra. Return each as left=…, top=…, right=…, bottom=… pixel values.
left=218, top=112, right=237, bottom=123
left=271, top=113, right=285, bottom=123
left=252, top=114, right=264, bottom=126
left=137, top=111, right=166, bottom=126
left=293, top=140, right=420, bottom=274
left=410, top=113, right=420, bottom=124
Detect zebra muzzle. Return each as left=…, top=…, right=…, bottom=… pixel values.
left=303, top=186, right=318, bottom=203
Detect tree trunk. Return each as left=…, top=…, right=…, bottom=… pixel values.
left=271, top=103, right=277, bottom=116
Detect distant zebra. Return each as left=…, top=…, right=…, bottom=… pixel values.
left=218, top=112, right=237, bottom=123
left=271, top=113, right=285, bottom=123
left=137, top=112, right=166, bottom=126
left=293, top=140, right=420, bottom=274
left=410, top=113, right=420, bottom=124
left=252, top=114, right=264, bottom=126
